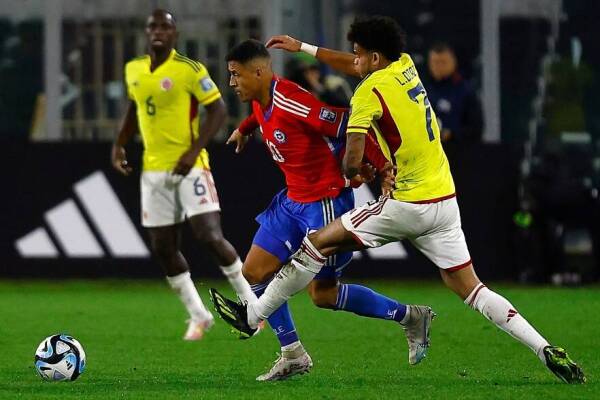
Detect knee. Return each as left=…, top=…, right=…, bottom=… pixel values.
left=242, top=264, right=273, bottom=285
left=308, top=284, right=337, bottom=309
left=193, top=228, right=224, bottom=249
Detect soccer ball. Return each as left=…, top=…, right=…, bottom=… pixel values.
left=34, top=334, right=86, bottom=381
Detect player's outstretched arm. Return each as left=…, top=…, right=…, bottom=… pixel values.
left=173, top=98, right=227, bottom=176
left=266, top=35, right=359, bottom=78
left=111, top=100, right=137, bottom=176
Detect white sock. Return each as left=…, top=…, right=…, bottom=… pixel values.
left=220, top=258, right=256, bottom=303
left=248, top=237, right=326, bottom=328
left=166, top=271, right=212, bottom=322
left=465, top=283, right=550, bottom=361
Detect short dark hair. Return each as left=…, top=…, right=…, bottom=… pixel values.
left=225, top=39, right=270, bottom=63
left=347, top=16, right=406, bottom=61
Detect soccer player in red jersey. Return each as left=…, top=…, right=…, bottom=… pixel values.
left=210, top=40, right=433, bottom=381
left=214, top=17, right=585, bottom=384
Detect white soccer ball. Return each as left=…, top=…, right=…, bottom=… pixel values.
left=34, top=334, right=86, bottom=381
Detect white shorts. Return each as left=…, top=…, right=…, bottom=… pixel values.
left=140, top=168, right=221, bottom=227
left=341, top=195, right=471, bottom=270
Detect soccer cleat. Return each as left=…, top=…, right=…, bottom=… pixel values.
left=209, top=288, right=258, bottom=339
left=402, top=305, right=436, bottom=365
left=183, top=316, right=214, bottom=341
left=256, top=352, right=313, bottom=381
left=543, top=346, right=586, bottom=384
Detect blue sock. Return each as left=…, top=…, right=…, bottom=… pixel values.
left=252, top=281, right=299, bottom=347
left=336, top=284, right=407, bottom=322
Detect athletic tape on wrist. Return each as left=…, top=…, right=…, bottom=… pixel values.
left=300, top=42, right=318, bottom=57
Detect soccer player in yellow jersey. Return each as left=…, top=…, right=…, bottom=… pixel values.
left=111, top=9, right=254, bottom=341
left=214, top=16, right=585, bottom=383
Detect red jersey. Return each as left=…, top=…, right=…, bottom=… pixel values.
left=239, top=76, right=386, bottom=203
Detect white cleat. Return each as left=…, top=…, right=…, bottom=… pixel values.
left=183, top=316, right=215, bottom=341
left=402, top=305, right=436, bottom=365
left=256, top=352, right=313, bottom=381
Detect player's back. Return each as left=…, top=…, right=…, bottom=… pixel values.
left=348, top=54, right=455, bottom=202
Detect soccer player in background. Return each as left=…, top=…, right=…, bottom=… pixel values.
left=214, top=17, right=586, bottom=384
left=210, top=39, right=435, bottom=381
left=111, top=9, right=254, bottom=341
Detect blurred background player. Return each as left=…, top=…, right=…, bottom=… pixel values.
left=216, top=16, right=586, bottom=384
left=285, top=52, right=352, bottom=107
left=425, top=42, right=483, bottom=145
left=211, top=39, right=431, bottom=381
left=111, top=9, right=254, bottom=341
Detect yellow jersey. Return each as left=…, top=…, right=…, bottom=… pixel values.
left=347, top=53, right=455, bottom=202
left=125, top=49, right=222, bottom=171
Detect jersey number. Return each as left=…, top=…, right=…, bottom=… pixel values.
left=407, top=83, right=434, bottom=141
left=266, top=139, right=285, bottom=163
left=193, top=178, right=206, bottom=196
left=145, top=96, right=156, bottom=116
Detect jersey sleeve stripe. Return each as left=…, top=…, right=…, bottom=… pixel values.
left=347, top=125, right=369, bottom=130
left=273, top=94, right=311, bottom=115
left=273, top=90, right=311, bottom=112
left=173, top=56, right=200, bottom=72
left=199, top=92, right=222, bottom=105
left=273, top=98, right=309, bottom=117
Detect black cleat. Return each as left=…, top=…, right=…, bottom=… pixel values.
left=209, top=288, right=258, bottom=339
left=543, top=346, right=586, bottom=384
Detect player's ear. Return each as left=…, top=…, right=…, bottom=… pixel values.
left=371, top=52, right=380, bottom=67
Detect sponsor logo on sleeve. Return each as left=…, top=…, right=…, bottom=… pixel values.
left=319, top=107, right=337, bottom=123
left=200, top=78, right=214, bottom=92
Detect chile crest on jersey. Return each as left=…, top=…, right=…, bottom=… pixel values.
left=273, top=129, right=287, bottom=144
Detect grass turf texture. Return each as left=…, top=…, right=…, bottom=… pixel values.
left=0, top=280, right=598, bottom=399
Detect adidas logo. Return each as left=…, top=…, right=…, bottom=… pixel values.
left=15, top=171, right=149, bottom=258
left=506, top=308, right=518, bottom=323
left=351, top=185, right=407, bottom=260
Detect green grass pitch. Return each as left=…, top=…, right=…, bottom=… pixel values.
left=0, top=279, right=598, bottom=399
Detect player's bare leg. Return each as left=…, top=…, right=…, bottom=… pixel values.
left=147, top=224, right=214, bottom=340
left=441, top=265, right=585, bottom=383
left=242, top=244, right=284, bottom=285
left=189, top=212, right=254, bottom=302
left=307, top=279, right=338, bottom=309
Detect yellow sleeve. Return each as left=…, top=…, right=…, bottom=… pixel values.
left=347, top=84, right=382, bottom=135
left=189, top=62, right=222, bottom=106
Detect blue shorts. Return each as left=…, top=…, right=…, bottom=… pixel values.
left=252, top=188, right=354, bottom=280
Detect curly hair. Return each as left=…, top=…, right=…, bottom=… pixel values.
left=225, top=39, right=270, bottom=63
left=347, top=16, right=406, bottom=61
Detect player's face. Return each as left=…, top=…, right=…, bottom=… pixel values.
left=353, top=43, right=373, bottom=78
left=228, top=61, right=259, bottom=102
left=428, top=50, right=457, bottom=81
left=145, top=12, right=177, bottom=52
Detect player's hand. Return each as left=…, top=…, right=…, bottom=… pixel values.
left=173, top=148, right=199, bottom=176
left=380, top=162, right=396, bottom=196
left=349, top=163, right=377, bottom=188
left=111, top=144, right=132, bottom=176
left=266, top=35, right=302, bottom=52
left=226, top=129, right=249, bottom=154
